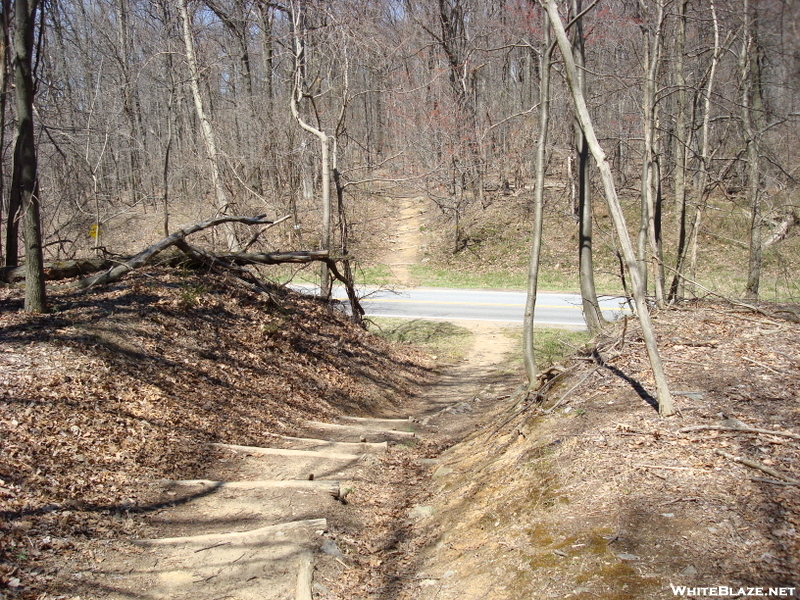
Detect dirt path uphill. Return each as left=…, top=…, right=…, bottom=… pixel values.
left=38, top=316, right=521, bottom=600
left=380, top=196, right=426, bottom=286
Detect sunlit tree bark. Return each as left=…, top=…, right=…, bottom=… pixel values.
left=178, top=0, right=239, bottom=251
left=13, top=0, right=45, bottom=312
left=544, top=0, right=675, bottom=417
left=523, top=9, right=552, bottom=389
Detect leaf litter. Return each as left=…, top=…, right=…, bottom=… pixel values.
left=2, top=266, right=799, bottom=599
left=0, top=266, right=432, bottom=598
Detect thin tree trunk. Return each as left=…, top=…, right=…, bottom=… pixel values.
left=685, top=0, right=720, bottom=297
left=523, top=16, right=552, bottom=389
left=4, top=4, right=19, bottom=268
left=742, top=0, right=763, bottom=300
left=544, top=0, right=675, bottom=417
left=639, top=0, right=666, bottom=307
left=13, top=0, right=44, bottom=312
left=669, top=0, right=689, bottom=302
left=178, top=0, right=238, bottom=251
left=0, top=2, right=7, bottom=266
left=572, top=0, right=604, bottom=334
left=289, top=1, right=331, bottom=299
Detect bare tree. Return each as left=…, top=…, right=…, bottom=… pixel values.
left=288, top=0, right=333, bottom=298
left=741, top=0, right=765, bottom=300
left=637, top=0, right=666, bottom=307
left=571, top=0, right=604, bottom=334
left=668, top=0, right=689, bottom=302
left=178, top=0, right=239, bottom=251
left=523, top=6, right=552, bottom=389
left=12, top=0, right=45, bottom=311
left=544, top=0, right=675, bottom=417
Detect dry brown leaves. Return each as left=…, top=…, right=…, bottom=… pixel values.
left=0, top=266, right=432, bottom=599
left=400, top=302, right=799, bottom=600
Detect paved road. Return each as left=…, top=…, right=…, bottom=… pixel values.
left=294, top=285, right=631, bottom=329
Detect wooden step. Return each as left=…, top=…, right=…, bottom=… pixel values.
left=161, top=478, right=341, bottom=499
left=305, top=420, right=416, bottom=438
left=264, top=432, right=389, bottom=452
left=213, top=442, right=361, bottom=461
left=136, top=517, right=328, bottom=546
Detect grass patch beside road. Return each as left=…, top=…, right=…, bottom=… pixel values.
left=504, top=327, right=592, bottom=372
left=367, top=317, right=474, bottom=363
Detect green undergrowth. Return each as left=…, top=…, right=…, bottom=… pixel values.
left=504, top=327, right=592, bottom=372
left=417, top=190, right=800, bottom=301
left=366, top=317, right=474, bottom=364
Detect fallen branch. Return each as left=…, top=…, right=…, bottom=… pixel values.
left=296, top=551, right=314, bottom=600
left=636, top=464, right=696, bottom=471
left=68, top=213, right=366, bottom=324
left=1, top=257, right=114, bottom=283
left=680, top=425, right=800, bottom=442
left=715, top=449, right=800, bottom=484
left=543, top=367, right=600, bottom=414
left=741, top=355, right=783, bottom=375
left=74, top=215, right=275, bottom=289
left=750, top=477, right=800, bottom=487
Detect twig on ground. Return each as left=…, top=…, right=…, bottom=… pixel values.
left=741, top=355, right=783, bottom=375
left=715, top=449, right=800, bottom=484
left=750, top=478, right=800, bottom=487
left=680, top=425, right=800, bottom=442
left=543, top=367, right=600, bottom=414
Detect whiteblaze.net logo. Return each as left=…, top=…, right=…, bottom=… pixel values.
left=671, top=586, right=797, bottom=597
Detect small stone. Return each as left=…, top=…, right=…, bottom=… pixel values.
left=616, top=553, right=639, bottom=561
left=320, top=539, right=343, bottom=558
left=432, top=466, right=454, bottom=479
left=419, top=579, right=438, bottom=587
left=442, top=570, right=455, bottom=579
left=409, top=505, right=435, bottom=519
left=681, top=565, right=698, bottom=576
left=313, top=583, right=330, bottom=595
left=660, top=513, right=675, bottom=518
left=707, top=527, right=718, bottom=534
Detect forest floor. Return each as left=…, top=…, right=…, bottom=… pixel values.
left=1, top=195, right=799, bottom=599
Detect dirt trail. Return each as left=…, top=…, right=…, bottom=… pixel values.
left=382, top=197, right=425, bottom=286
left=50, top=322, right=519, bottom=600
left=43, top=195, right=524, bottom=600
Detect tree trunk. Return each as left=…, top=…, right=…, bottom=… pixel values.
left=178, top=0, right=238, bottom=251
left=13, top=0, right=44, bottom=312
left=0, top=5, right=8, bottom=266
left=669, top=0, right=689, bottom=302
left=289, top=2, right=332, bottom=299
left=685, top=1, right=720, bottom=297
left=639, top=0, right=666, bottom=308
left=742, top=0, right=764, bottom=301
left=523, top=13, right=552, bottom=389
left=544, top=0, right=675, bottom=417
left=572, top=0, right=604, bottom=334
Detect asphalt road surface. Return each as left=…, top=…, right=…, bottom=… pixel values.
left=295, top=285, right=631, bottom=330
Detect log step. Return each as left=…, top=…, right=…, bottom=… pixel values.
left=264, top=433, right=389, bottom=453
left=162, top=478, right=341, bottom=498
left=305, top=420, right=416, bottom=437
left=213, top=442, right=361, bottom=461
left=338, top=415, right=416, bottom=432
left=136, top=517, right=328, bottom=546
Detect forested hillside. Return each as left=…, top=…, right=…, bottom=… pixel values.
left=1, top=2, right=800, bottom=598
left=1, top=0, right=798, bottom=305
